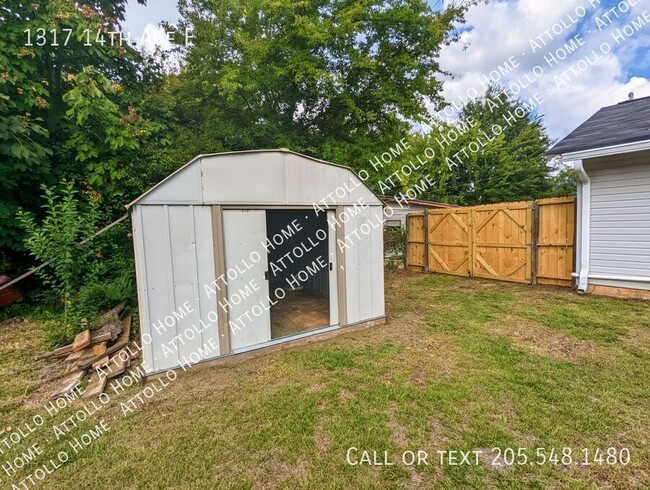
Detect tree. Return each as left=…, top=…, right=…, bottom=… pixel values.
left=388, top=87, right=557, bottom=205
left=0, top=0, right=164, bottom=251
left=169, top=0, right=477, bottom=167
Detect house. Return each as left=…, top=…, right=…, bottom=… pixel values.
left=127, top=149, right=386, bottom=374
left=547, top=95, right=650, bottom=299
left=382, top=196, right=455, bottom=228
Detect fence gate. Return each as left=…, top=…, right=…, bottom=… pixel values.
left=404, top=197, right=576, bottom=286
left=427, top=208, right=472, bottom=276
left=536, top=197, right=575, bottom=287
left=472, top=201, right=534, bottom=284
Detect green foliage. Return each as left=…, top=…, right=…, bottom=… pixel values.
left=547, top=168, right=577, bottom=197
left=0, top=0, right=153, bottom=251
left=384, top=226, right=406, bottom=258
left=380, top=86, right=559, bottom=205
left=16, top=181, right=99, bottom=323
left=62, top=67, right=164, bottom=195
left=78, top=221, right=136, bottom=318
left=166, top=0, right=475, bottom=163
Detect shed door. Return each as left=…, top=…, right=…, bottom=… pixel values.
left=223, top=210, right=271, bottom=350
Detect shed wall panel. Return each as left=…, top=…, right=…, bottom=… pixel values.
left=587, top=155, right=650, bottom=290
left=138, top=205, right=219, bottom=373
left=202, top=153, right=286, bottom=204
left=344, top=205, right=384, bottom=323
left=138, top=161, right=202, bottom=205
left=284, top=153, right=351, bottom=205
left=369, top=206, right=386, bottom=318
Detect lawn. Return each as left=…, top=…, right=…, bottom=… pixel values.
left=1, top=272, right=649, bottom=489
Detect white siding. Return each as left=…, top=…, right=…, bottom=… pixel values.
left=202, top=153, right=287, bottom=204
left=384, top=203, right=432, bottom=227
left=586, top=152, right=650, bottom=290
left=135, top=205, right=220, bottom=373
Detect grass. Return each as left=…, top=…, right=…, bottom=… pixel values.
left=1, top=272, right=649, bottom=489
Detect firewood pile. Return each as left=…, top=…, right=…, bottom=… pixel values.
left=36, top=303, right=134, bottom=400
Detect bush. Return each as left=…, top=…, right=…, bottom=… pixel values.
left=16, top=182, right=137, bottom=345
left=384, top=226, right=406, bottom=258
left=17, top=181, right=99, bottom=326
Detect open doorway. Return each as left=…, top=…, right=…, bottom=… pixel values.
left=266, top=209, right=330, bottom=339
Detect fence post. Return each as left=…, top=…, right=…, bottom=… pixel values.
left=531, top=201, right=539, bottom=285
left=423, top=210, right=429, bottom=272
left=404, top=216, right=409, bottom=271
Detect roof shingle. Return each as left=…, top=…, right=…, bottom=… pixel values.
left=547, top=95, right=650, bottom=155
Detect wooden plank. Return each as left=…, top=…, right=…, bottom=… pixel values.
left=35, top=344, right=73, bottom=360
left=72, top=330, right=91, bottom=352
left=84, top=372, right=107, bottom=398
left=92, top=356, right=110, bottom=370
left=105, top=349, right=129, bottom=378
left=77, top=340, right=128, bottom=370
left=65, top=342, right=107, bottom=363
left=117, top=312, right=132, bottom=344
left=535, top=197, right=575, bottom=287
left=50, top=370, right=86, bottom=400
left=406, top=212, right=426, bottom=271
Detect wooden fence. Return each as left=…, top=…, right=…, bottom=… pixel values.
left=406, top=197, right=575, bottom=286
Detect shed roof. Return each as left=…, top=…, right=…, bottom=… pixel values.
left=547, top=96, right=650, bottom=156
left=127, top=149, right=384, bottom=208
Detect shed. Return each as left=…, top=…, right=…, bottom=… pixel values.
left=127, top=149, right=386, bottom=374
left=381, top=196, right=454, bottom=228
left=547, top=95, right=650, bottom=299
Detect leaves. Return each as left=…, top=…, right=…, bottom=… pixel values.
left=16, top=180, right=99, bottom=320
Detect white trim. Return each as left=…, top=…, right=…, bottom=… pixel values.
left=574, top=160, right=590, bottom=292
left=571, top=272, right=650, bottom=283
left=589, top=274, right=650, bottom=283
left=558, top=139, right=650, bottom=161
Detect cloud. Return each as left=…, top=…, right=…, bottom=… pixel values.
left=138, top=23, right=174, bottom=53
left=437, top=0, right=650, bottom=139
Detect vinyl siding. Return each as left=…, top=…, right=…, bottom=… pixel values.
left=586, top=152, right=650, bottom=290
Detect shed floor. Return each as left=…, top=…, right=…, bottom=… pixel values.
left=271, top=291, right=329, bottom=339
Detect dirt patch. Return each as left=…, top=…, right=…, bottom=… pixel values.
left=387, top=402, right=409, bottom=447
left=385, top=326, right=460, bottom=385
left=489, top=315, right=600, bottom=362
left=314, top=422, right=332, bottom=454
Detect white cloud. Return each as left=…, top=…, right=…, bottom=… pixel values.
left=437, top=0, right=650, bottom=139
left=138, top=23, right=174, bottom=53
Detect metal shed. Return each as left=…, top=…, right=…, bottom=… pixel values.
left=127, top=149, right=386, bottom=374
left=547, top=95, right=650, bottom=299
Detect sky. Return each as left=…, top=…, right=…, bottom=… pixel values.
left=123, top=0, right=650, bottom=141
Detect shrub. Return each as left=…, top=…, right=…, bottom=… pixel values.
left=384, top=226, right=406, bottom=258
left=17, top=181, right=99, bottom=326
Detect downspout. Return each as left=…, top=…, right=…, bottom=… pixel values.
left=574, top=159, right=590, bottom=293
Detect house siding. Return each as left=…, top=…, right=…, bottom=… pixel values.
left=586, top=151, right=650, bottom=290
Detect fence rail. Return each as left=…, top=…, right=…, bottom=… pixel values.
left=406, top=197, right=576, bottom=286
